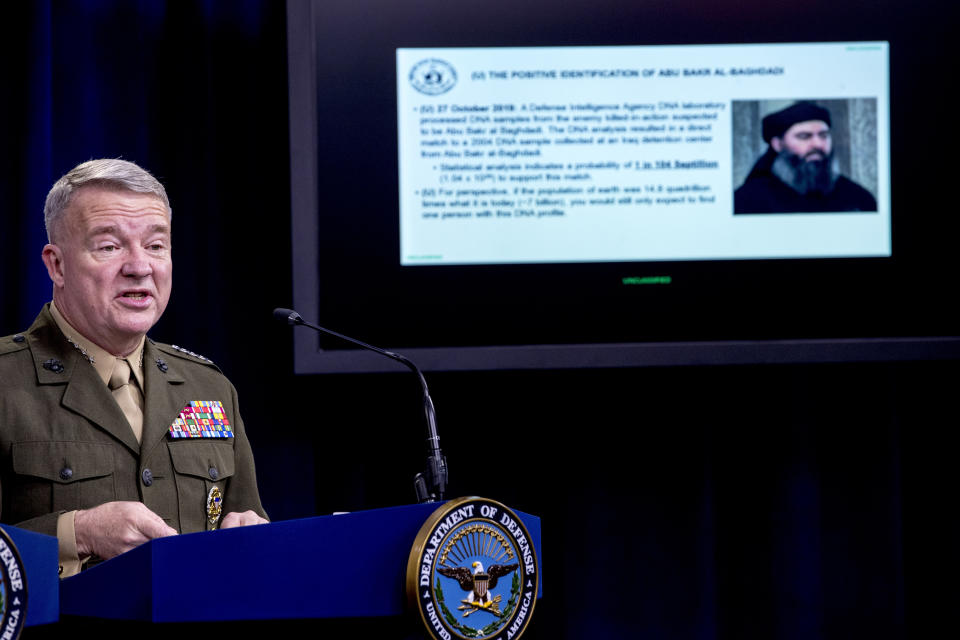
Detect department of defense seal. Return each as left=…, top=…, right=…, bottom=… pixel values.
left=0, top=527, right=27, bottom=640
left=407, top=497, right=538, bottom=640
left=409, top=59, right=457, bottom=96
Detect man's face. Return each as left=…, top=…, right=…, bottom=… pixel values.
left=42, top=185, right=172, bottom=355
left=772, top=120, right=832, bottom=161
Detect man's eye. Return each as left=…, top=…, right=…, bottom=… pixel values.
left=99, top=245, right=118, bottom=252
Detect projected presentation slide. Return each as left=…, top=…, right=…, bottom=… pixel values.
left=396, top=42, right=890, bottom=265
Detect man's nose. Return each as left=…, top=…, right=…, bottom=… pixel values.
left=121, top=250, right=153, bottom=277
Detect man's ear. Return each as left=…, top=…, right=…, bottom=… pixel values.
left=770, top=137, right=783, bottom=153
left=42, top=244, right=66, bottom=287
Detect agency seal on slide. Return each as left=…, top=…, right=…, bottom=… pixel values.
left=410, top=58, right=458, bottom=95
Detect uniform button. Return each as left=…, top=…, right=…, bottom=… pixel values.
left=142, top=468, right=153, bottom=486
left=208, top=467, right=219, bottom=480
left=59, top=467, right=73, bottom=480
left=12, top=334, right=25, bottom=343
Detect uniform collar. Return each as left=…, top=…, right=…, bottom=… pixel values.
left=49, top=300, right=145, bottom=390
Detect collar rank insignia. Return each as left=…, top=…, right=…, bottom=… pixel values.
left=206, top=487, right=223, bottom=528
left=407, top=497, right=539, bottom=640
left=0, top=526, right=28, bottom=640
left=168, top=401, right=234, bottom=439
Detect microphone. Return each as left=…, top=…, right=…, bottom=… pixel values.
left=274, top=307, right=302, bottom=325
left=273, top=307, right=448, bottom=503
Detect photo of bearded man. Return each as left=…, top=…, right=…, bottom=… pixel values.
left=733, top=100, right=878, bottom=214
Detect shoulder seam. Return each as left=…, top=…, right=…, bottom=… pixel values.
left=0, top=337, right=30, bottom=356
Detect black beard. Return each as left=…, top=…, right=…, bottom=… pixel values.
left=770, top=149, right=839, bottom=196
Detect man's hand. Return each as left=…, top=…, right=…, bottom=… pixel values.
left=220, top=510, right=269, bottom=529
left=74, top=501, right=178, bottom=560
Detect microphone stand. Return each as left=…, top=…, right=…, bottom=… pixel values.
left=273, top=308, right=448, bottom=502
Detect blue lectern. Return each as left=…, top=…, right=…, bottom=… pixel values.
left=60, top=503, right=541, bottom=623
left=1, top=525, right=59, bottom=627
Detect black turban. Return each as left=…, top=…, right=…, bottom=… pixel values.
left=762, top=101, right=831, bottom=143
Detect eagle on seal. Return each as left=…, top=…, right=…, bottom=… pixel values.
left=438, top=560, right=518, bottom=610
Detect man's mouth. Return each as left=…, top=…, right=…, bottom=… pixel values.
left=120, top=291, right=152, bottom=302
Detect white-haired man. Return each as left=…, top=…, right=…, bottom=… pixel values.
left=0, top=159, right=268, bottom=577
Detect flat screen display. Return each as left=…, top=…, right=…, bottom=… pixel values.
left=287, top=0, right=958, bottom=372
left=397, top=43, right=889, bottom=265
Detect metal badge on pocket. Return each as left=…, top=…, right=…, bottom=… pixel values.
left=206, top=486, right=223, bottom=528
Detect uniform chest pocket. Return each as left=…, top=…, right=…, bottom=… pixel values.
left=10, top=441, right=116, bottom=516
left=168, top=440, right=236, bottom=481
left=168, top=441, right=236, bottom=532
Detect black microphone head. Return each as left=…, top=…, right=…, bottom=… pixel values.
left=272, top=307, right=303, bottom=325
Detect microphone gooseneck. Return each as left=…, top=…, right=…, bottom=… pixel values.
left=273, top=307, right=448, bottom=503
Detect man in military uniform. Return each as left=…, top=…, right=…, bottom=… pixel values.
left=0, top=159, right=268, bottom=576
left=734, top=101, right=877, bottom=214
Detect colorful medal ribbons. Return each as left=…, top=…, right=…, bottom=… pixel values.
left=168, top=400, right=234, bottom=438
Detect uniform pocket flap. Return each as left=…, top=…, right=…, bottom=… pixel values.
left=11, top=440, right=114, bottom=483
left=169, top=441, right=236, bottom=480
